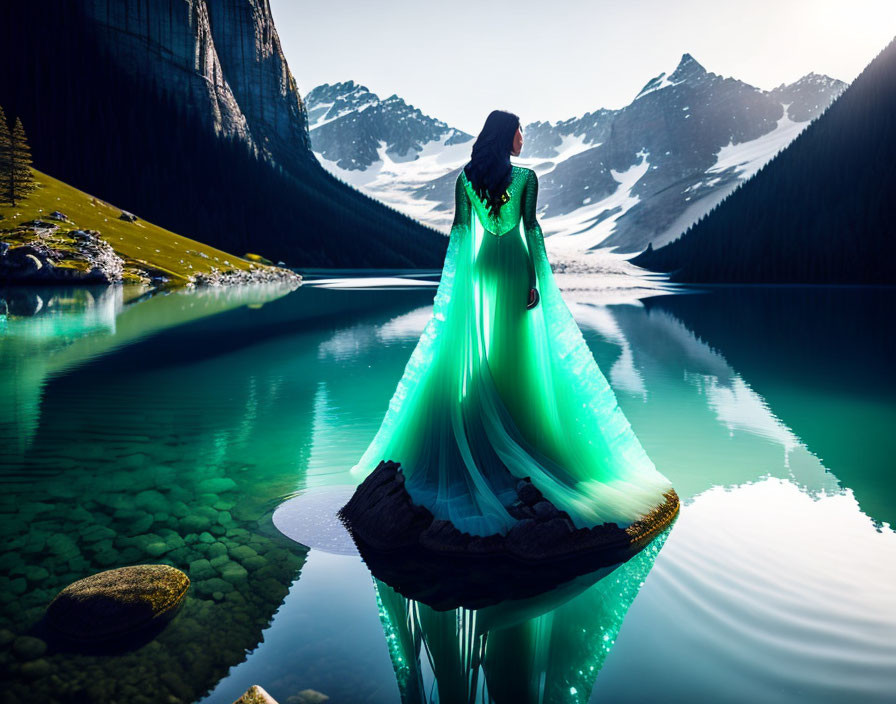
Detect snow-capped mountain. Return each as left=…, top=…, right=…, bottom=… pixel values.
left=306, top=81, right=472, bottom=170
left=306, top=57, right=845, bottom=255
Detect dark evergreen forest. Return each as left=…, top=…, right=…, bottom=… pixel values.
left=633, top=36, right=895, bottom=283
left=0, top=2, right=448, bottom=269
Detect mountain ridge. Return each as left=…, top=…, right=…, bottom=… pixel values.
left=631, top=35, right=896, bottom=282
left=303, top=55, right=846, bottom=256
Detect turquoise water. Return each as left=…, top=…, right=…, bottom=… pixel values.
left=0, top=280, right=894, bottom=703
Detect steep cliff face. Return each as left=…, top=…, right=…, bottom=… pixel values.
left=82, top=0, right=313, bottom=171
left=83, top=0, right=251, bottom=143
left=0, top=0, right=447, bottom=267
left=206, top=0, right=313, bottom=169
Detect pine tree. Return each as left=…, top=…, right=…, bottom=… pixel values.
left=0, top=105, right=10, bottom=205
left=8, top=116, right=34, bottom=206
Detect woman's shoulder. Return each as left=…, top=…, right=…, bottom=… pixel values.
left=512, top=165, right=537, bottom=186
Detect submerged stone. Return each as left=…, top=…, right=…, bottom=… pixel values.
left=45, top=564, right=189, bottom=642
left=135, top=489, right=169, bottom=515
left=197, top=477, right=237, bottom=494
left=181, top=515, right=213, bottom=533
left=19, top=658, right=51, bottom=680
left=219, top=562, right=249, bottom=583
left=189, top=558, right=216, bottom=581
left=229, top=545, right=258, bottom=561
left=12, top=635, right=47, bottom=660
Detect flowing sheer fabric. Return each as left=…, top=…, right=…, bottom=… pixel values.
left=350, top=165, right=673, bottom=536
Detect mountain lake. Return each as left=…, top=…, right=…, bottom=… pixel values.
left=1, top=275, right=894, bottom=704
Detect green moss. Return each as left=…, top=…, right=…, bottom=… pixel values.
left=244, top=253, right=274, bottom=266
left=52, top=259, right=92, bottom=273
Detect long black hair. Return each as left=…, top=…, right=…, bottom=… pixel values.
left=463, top=109, right=520, bottom=219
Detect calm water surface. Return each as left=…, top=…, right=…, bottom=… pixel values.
left=0, top=279, right=894, bottom=703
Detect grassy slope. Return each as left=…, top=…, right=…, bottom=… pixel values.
left=0, top=168, right=274, bottom=284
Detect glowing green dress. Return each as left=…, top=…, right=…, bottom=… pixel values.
left=350, top=164, right=674, bottom=536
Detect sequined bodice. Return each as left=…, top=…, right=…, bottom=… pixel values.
left=461, top=166, right=528, bottom=236
left=451, top=163, right=543, bottom=291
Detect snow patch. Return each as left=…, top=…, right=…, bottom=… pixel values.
left=544, top=149, right=651, bottom=252
left=547, top=132, right=600, bottom=161
left=708, top=104, right=809, bottom=180
left=635, top=71, right=684, bottom=100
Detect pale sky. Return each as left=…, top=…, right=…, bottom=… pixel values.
left=270, top=0, right=895, bottom=135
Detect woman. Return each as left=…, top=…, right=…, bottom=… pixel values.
left=344, top=110, right=677, bottom=555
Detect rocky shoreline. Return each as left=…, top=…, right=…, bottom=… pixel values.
left=188, top=264, right=302, bottom=288
left=0, top=222, right=302, bottom=288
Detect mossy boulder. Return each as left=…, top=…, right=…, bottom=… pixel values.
left=45, top=564, right=189, bottom=641
left=233, top=684, right=277, bottom=704
left=233, top=684, right=280, bottom=703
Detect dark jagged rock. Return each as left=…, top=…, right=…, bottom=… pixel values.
left=339, top=460, right=679, bottom=610
left=516, top=477, right=542, bottom=506
left=338, top=461, right=432, bottom=551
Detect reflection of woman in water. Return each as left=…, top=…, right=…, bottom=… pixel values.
left=348, top=109, right=677, bottom=544
left=373, top=527, right=672, bottom=704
